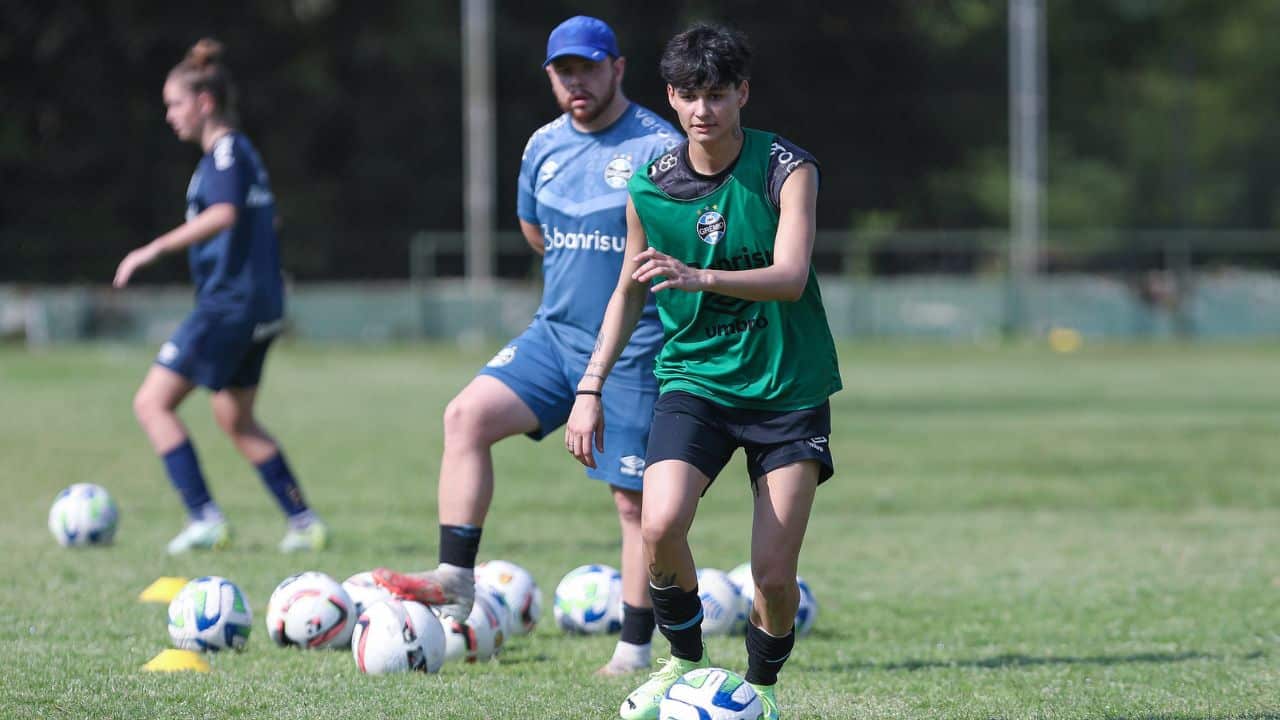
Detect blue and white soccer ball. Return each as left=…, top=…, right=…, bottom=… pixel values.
left=553, top=564, right=622, bottom=634
left=475, top=559, right=543, bottom=636
left=696, top=568, right=745, bottom=636
left=48, top=483, right=118, bottom=546
left=167, top=576, right=253, bottom=652
left=794, top=575, right=818, bottom=637
left=726, top=563, right=818, bottom=637
left=659, top=667, right=762, bottom=720
left=351, top=599, right=445, bottom=674
left=265, top=571, right=355, bottom=649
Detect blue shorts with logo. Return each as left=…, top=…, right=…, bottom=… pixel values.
left=478, top=321, right=657, bottom=491
left=156, top=310, right=283, bottom=392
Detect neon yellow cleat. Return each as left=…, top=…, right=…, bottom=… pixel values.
left=619, top=648, right=711, bottom=720
left=166, top=519, right=230, bottom=555
left=749, top=682, right=780, bottom=720
left=278, top=519, right=328, bottom=552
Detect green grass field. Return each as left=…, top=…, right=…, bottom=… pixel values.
left=1, top=342, right=1277, bottom=719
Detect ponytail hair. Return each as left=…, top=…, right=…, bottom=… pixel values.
left=170, top=37, right=239, bottom=124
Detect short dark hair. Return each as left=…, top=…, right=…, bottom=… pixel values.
left=659, top=23, right=752, bottom=91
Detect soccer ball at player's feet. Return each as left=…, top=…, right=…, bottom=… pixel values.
left=658, top=667, right=764, bottom=720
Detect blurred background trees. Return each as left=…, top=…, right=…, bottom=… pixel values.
left=2, top=0, right=1278, bottom=282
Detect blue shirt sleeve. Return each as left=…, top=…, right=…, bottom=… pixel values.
left=516, top=133, right=539, bottom=224
left=202, top=136, right=247, bottom=209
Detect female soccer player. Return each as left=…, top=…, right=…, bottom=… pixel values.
left=564, top=23, right=841, bottom=720
left=113, top=38, right=326, bottom=554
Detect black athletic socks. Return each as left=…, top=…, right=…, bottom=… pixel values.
left=438, top=524, right=482, bottom=569
left=650, top=583, right=703, bottom=661
left=620, top=602, right=657, bottom=645
left=745, top=622, right=795, bottom=686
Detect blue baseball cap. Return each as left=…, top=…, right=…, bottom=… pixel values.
left=543, top=16, right=619, bottom=67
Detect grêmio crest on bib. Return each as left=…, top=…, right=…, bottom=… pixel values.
left=695, top=205, right=726, bottom=245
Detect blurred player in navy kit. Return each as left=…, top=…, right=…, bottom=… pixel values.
left=374, top=16, right=679, bottom=675
left=114, top=38, right=326, bottom=554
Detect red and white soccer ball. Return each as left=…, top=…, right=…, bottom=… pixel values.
left=440, top=590, right=506, bottom=663
left=351, top=598, right=445, bottom=674
left=475, top=559, right=543, bottom=636
left=265, top=571, right=356, bottom=649
left=341, top=570, right=395, bottom=620
left=696, top=568, right=746, bottom=636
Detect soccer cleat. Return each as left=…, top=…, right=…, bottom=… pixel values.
left=749, top=682, right=780, bottom=720
left=619, top=649, right=711, bottom=720
left=278, top=519, right=329, bottom=552
left=165, top=519, right=230, bottom=555
left=372, top=564, right=474, bottom=615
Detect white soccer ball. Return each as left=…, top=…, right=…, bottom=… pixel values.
left=48, top=483, right=118, bottom=546
left=440, top=590, right=506, bottom=663
left=265, top=571, right=356, bottom=649
left=475, top=559, right=543, bottom=636
left=167, top=576, right=252, bottom=652
left=553, top=563, right=622, bottom=634
left=659, top=667, right=762, bottom=720
left=341, top=571, right=394, bottom=620
left=351, top=599, right=445, bottom=674
left=726, top=562, right=754, bottom=633
left=696, top=568, right=745, bottom=636
left=794, top=575, right=818, bottom=637
left=726, top=563, right=818, bottom=636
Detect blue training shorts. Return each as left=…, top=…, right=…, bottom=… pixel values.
left=478, top=321, right=656, bottom=491
left=156, top=310, right=282, bottom=392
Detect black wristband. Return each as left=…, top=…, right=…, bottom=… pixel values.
left=575, top=389, right=602, bottom=397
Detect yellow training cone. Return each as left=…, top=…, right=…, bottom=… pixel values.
left=138, top=577, right=188, bottom=604
left=142, top=649, right=209, bottom=673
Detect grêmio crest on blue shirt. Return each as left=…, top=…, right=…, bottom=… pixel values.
left=515, top=103, right=679, bottom=367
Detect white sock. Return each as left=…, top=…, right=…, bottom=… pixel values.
left=611, top=640, right=651, bottom=667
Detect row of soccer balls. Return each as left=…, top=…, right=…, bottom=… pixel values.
left=168, top=563, right=537, bottom=672
left=50, top=484, right=820, bottom=639
left=557, top=563, right=819, bottom=638
left=167, top=563, right=818, bottom=665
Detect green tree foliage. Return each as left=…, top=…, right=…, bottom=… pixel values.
left=2, top=1, right=1278, bottom=281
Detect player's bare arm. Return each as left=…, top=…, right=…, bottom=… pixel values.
left=518, top=218, right=546, bottom=256
left=564, top=197, right=651, bottom=468
left=632, top=164, right=818, bottom=303
left=114, top=203, right=238, bottom=288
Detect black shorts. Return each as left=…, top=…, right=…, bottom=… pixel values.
left=645, top=391, right=834, bottom=492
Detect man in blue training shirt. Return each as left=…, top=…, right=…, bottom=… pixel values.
left=376, top=16, right=678, bottom=675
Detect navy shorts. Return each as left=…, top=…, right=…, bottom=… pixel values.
left=478, top=322, right=657, bottom=491
left=155, top=310, right=282, bottom=391
left=645, top=391, right=834, bottom=492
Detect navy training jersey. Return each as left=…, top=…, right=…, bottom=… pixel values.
left=517, top=103, right=680, bottom=378
left=185, top=132, right=283, bottom=321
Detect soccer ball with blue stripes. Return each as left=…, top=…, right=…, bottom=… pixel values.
left=167, top=576, right=253, bottom=652
left=659, top=667, right=762, bottom=720
left=727, top=563, right=818, bottom=637
left=696, top=568, right=746, bottom=636
left=48, top=483, right=118, bottom=546
left=553, top=564, right=622, bottom=634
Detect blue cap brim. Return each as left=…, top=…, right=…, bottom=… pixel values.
left=543, top=46, right=611, bottom=67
